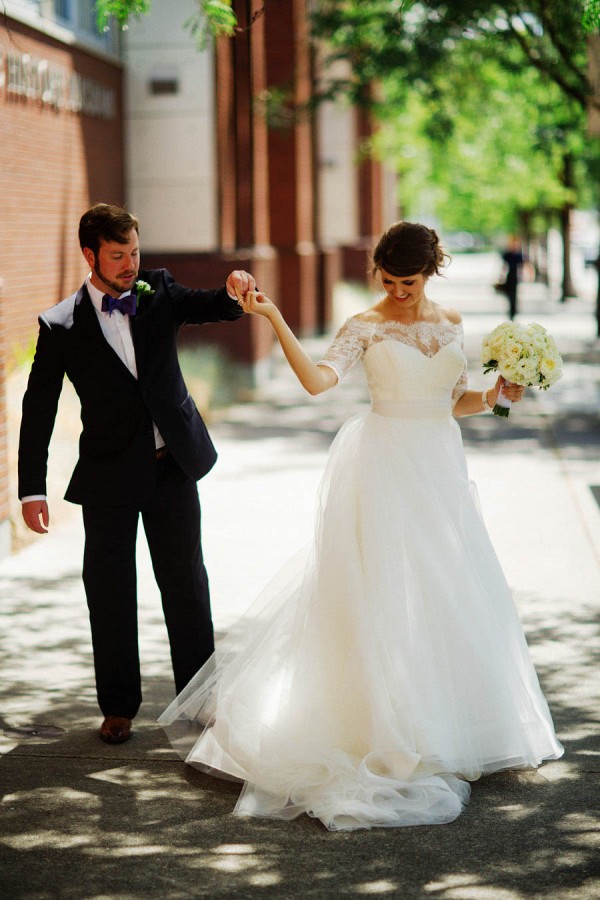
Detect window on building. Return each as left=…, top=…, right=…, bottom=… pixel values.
left=77, top=0, right=98, bottom=34
left=13, top=0, right=120, bottom=57
left=148, top=67, right=180, bottom=96
left=51, top=1, right=104, bottom=37
left=53, top=0, right=72, bottom=21
left=149, top=78, right=180, bottom=96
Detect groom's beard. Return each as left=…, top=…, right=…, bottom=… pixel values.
left=94, top=261, right=137, bottom=296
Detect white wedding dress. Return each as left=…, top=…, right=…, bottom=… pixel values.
left=159, top=318, right=563, bottom=831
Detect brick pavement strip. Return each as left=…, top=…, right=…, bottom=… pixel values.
left=0, top=256, right=599, bottom=898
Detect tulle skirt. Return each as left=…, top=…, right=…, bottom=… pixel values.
left=159, top=410, right=563, bottom=831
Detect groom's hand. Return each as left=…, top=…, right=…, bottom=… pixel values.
left=226, top=270, right=256, bottom=305
left=22, top=500, right=49, bottom=534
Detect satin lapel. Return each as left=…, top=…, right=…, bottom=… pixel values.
left=73, top=286, right=139, bottom=385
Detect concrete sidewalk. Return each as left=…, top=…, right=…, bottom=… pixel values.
left=1, top=254, right=599, bottom=899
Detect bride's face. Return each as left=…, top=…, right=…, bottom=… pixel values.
left=379, top=269, right=428, bottom=310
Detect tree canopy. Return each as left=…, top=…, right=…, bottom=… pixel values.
left=378, top=40, right=585, bottom=235
left=308, top=2, right=596, bottom=237
left=310, top=0, right=592, bottom=112
left=96, top=0, right=237, bottom=42
left=96, top=0, right=599, bottom=237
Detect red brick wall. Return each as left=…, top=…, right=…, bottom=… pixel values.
left=0, top=17, right=124, bottom=554
left=1, top=17, right=125, bottom=362
left=0, top=282, right=8, bottom=532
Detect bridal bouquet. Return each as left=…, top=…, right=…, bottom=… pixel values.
left=481, top=322, right=563, bottom=417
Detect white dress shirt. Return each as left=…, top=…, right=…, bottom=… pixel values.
left=87, top=278, right=139, bottom=377
left=86, top=277, right=165, bottom=451
left=22, top=275, right=165, bottom=505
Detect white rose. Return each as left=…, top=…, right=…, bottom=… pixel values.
left=517, top=358, right=539, bottom=383
left=501, top=364, right=520, bottom=383
left=540, top=355, right=562, bottom=384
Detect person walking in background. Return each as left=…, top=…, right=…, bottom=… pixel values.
left=499, top=236, right=525, bottom=320
left=160, top=221, right=562, bottom=831
left=18, top=204, right=255, bottom=745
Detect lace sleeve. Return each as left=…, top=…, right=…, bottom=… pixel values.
left=452, top=325, right=468, bottom=406
left=317, top=318, right=372, bottom=382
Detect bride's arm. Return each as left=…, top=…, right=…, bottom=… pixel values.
left=240, top=291, right=338, bottom=395
left=453, top=378, right=524, bottom=417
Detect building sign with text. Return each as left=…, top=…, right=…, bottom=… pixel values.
left=0, top=50, right=116, bottom=120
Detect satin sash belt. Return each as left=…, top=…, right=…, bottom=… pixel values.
left=371, top=399, right=451, bottom=419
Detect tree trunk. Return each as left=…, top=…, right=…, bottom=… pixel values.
left=535, top=217, right=549, bottom=286
left=596, top=234, right=600, bottom=338
left=560, top=153, right=576, bottom=302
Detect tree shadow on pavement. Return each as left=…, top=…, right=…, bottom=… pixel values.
left=0, top=594, right=598, bottom=900
left=0, top=729, right=597, bottom=899
left=1, top=338, right=598, bottom=898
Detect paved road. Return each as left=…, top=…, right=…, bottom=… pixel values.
left=0, top=254, right=598, bottom=898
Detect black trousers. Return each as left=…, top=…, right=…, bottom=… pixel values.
left=81, top=453, right=214, bottom=719
left=505, top=280, right=518, bottom=320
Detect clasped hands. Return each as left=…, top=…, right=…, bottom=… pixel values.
left=226, top=271, right=256, bottom=306
left=227, top=274, right=278, bottom=318
left=227, top=271, right=277, bottom=323
left=233, top=288, right=276, bottom=320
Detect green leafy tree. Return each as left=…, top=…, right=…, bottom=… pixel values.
left=376, top=33, right=588, bottom=274
left=381, top=58, right=573, bottom=236
left=311, top=1, right=592, bottom=110
left=583, top=0, right=600, bottom=31
left=310, top=1, right=600, bottom=321
left=96, top=0, right=236, bottom=43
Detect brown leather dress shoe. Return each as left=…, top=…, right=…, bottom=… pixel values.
left=99, top=716, right=132, bottom=744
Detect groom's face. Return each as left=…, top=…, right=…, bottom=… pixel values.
left=85, top=229, right=140, bottom=297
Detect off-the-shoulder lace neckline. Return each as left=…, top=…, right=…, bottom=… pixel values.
left=350, top=317, right=462, bottom=330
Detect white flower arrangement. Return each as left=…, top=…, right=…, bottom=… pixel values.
left=481, top=322, right=563, bottom=416
left=134, top=279, right=155, bottom=306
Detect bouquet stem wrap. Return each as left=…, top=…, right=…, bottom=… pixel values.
left=494, top=383, right=512, bottom=417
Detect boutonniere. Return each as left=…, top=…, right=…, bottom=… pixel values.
left=134, top=280, right=155, bottom=307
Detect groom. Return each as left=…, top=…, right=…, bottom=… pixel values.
left=18, top=204, right=254, bottom=744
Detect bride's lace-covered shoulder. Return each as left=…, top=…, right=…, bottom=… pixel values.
left=318, top=317, right=468, bottom=400
left=317, top=317, right=376, bottom=382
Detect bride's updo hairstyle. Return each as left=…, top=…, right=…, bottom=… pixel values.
left=372, top=221, right=449, bottom=279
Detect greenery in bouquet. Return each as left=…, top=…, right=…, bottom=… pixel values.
left=481, top=322, right=563, bottom=417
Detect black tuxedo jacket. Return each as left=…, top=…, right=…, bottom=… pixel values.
left=18, top=268, right=243, bottom=507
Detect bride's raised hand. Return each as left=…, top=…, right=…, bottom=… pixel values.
left=240, top=290, right=278, bottom=319
left=490, top=375, right=525, bottom=405
left=233, top=288, right=334, bottom=395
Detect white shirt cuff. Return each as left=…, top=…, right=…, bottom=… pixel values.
left=21, top=495, right=47, bottom=503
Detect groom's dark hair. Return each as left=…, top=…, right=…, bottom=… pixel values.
left=79, top=204, right=139, bottom=255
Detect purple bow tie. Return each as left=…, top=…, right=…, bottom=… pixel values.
left=101, top=292, right=137, bottom=316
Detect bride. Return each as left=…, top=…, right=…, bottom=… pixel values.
left=159, top=221, right=563, bottom=831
